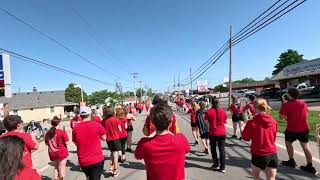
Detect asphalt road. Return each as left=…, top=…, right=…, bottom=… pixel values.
left=38, top=109, right=320, bottom=180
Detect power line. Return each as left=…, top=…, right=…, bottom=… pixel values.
left=0, top=7, right=121, bottom=79
left=67, top=4, right=133, bottom=75
left=180, top=0, right=306, bottom=86
left=0, top=47, right=117, bottom=87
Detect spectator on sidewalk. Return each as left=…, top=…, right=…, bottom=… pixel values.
left=205, top=98, right=227, bottom=173
left=45, top=116, right=69, bottom=180
left=72, top=106, right=106, bottom=180
left=187, top=101, right=200, bottom=145
left=242, top=98, right=278, bottom=180
left=0, top=136, right=41, bottom=180
left=0, top=115, right=39, bottom=168
left=101, top=106, right=122, bottom=177
left=135, top=102, right=190, bottom=180
left=280, top=88, right=318, bottom=174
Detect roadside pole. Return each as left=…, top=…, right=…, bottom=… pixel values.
left=131, top=73, right=138, bottom=103
left=228, top=26, right=232, bottom=108
left=190, top=67, right=193, bottom=96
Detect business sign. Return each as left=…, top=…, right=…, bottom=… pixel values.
left=283, top=60, right=320, bottom=76
left=0, top=54, right=11, bottom=98
left=197, top=80, right=209, bottom=93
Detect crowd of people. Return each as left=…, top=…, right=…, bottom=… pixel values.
left=0, top=88, right=319, bottom=180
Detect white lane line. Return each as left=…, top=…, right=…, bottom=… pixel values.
left=225, top=124, right=320, bottom=164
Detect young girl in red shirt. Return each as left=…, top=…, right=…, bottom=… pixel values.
left=45, top=116, right=69, bottom=180
left=242, top=98, right=278, bottom=180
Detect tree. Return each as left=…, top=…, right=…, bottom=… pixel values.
left=87, top=90, right=121, bottom=106
left=65, top=83, right=87, bottom=103
left=235, top=78, right=256, bottom=84
left=123, top=91, right=135, bottom=97
left=136, top=88, right=145, bottom=98
left=272, top=49, right=304, bottom=75
left=146, top=88, right=155, bottom=98
left=214, top=84, right=228, bottom=92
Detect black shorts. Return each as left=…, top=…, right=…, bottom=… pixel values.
left=251, top=153, right=278, bottom=170
left=107, top=139, right=121, bottom=152
left=81, top=160, right=104, bottom=180
left=200, top=132, right=209, bottom=139
left=127, top=124, right=133, bottom=131
left=232, top=114, right=243, bottom=122
left=191, top=122, right=197, bottom=128
left=285, top=130, right=309, bottom=143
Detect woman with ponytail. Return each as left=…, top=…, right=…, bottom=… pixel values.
left=242, top=98, right=278, bottom=180
left=45, top=116, right=69, bottom=180
left=205, top=98, right=228, bottom=173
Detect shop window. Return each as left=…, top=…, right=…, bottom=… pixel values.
left=50, top=106, right=54, bottom=113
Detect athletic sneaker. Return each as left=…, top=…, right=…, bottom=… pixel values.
left=203, top=149, right=209, bottom=154
left=231, top=135, right=237, bottom=139
left=211, top=165, right=220, bottom=171
left=126, top=148, right=132, bottom=153
left=282, top=159, right=297, bottom=168
left=113, top=170, right=120, bottom=177
left=109, top=167, right=114, bottom=173
left=194, top=140, right=199, bottom=145
left=239, top=137, right=242, bottom=140
left=120, top=158, right=126, bottom=163
left=220, top=169, right=226, bottom=173
left=300, top=164, right=317, bottom=174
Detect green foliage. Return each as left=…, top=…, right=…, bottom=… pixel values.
left=87, top=90, right=121, bottom=106
left=235, top=78, right=256, bottom=84
left=272, top=49, right=304, bottom=75
left=136, top=88, right=145, bottom=98
left=146, top=88, right=155, bottom=98
left=65, top=83, right=87, bottom=103
left=123, top=91, right=135, bottom=97
left=214, top=84, right=228, bottom=92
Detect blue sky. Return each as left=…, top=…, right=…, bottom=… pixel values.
left=0, top=0, right=319, bottom=94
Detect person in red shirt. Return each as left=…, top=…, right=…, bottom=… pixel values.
left=187, top=101, right=200, bottom=145
left=205, top=98, right=227, bottom=172
left=45, top=116, right=69, bottom=180
left=0, top=136, right=41, bottom=180
left=0, top=115, right=39, bottom=168
left=280, top=88, right=317, bottom=174
left=116, top=107, right=128, bottom=163
left=72, top=106, right=107, bottom=180
left=230, top=96, right=244, bottom=139
left=242, top=98, right=278, bottom=180
left=91, top=109, right=101, bottom=123
left=70, top=109, right=82, bottom=129
left=101, top=106, right=122, bottom=177
left=135, top=102, right=190, bottom=180
left=244, top=95, right=256, bottom=117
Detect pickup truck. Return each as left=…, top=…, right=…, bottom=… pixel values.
left=233, top=89, right=258, bottom=98
left=276, top=83, right=314, bottom=97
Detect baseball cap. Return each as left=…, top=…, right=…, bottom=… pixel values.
left=79, top=106, right=92, bottom=115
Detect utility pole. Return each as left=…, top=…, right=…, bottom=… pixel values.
left=228, top=26, right=232, bottom=108
left=138, top=80, right=142, bottom=100
left=131, top=73, right=138, bottom=103
left=174, top=75, right=176, bottom=92
left=178, top=73, right=180, bottom=98
left=190, top=67, right=192, bottom=96
left=145, top=84, right=147, bottom=98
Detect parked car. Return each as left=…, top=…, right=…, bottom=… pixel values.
left=259, top=88, right=281, bottom=99
left=310, top=85, right=320, bottom=96
left=233, top=89, right=258, bottom=98
left=275, top=83, right=315, bottom=99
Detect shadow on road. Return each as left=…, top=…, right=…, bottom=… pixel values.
left=66, top=160, right=82, bottom=172
left=120, top=161, right=145, bottom=170
left=41, top=175, right=51, bottom=180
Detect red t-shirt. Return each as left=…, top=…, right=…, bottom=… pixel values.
left=244, top=103, right=256, bottom=116
left=45, top=129, right=69, bottom=161
left=145, top=115, right=177, bottom=136
left=0, top=131, right=37, bottom=167
left=72, top=121, right=106, bottom=167
left=242, top=113, right=277, bottom=156
left=187, top=109, right=197, bottom=124
left=70, top=116, right=83, bottom=129
left=135, top=133, right=190, bottom=180
left=119, top=118, right=128, bottom=138
left=230, top=103, right=243, bottom=115
left=205, top=108, right=227, bottom=136
left=14, top=167, right=41, bottom=180
left=101, top=117, right=121, bottom=141
left=280, top=99, right=309, bottom=132
left=92, top=115, right=101, bottom=123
